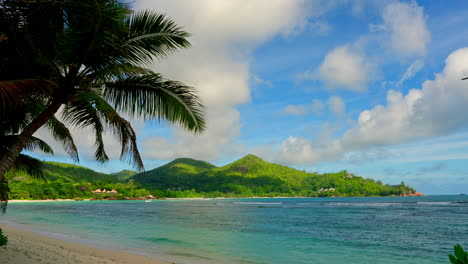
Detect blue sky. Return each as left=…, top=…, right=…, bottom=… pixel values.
left=31, top=0, right=468, bottom=195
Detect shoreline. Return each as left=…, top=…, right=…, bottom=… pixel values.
left=7, top=194, right=429, bottom=203
left=0, top=223, right=169, bottom=264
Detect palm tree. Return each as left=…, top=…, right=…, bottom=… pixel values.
left=0, top=96, right=79, bottom=212
left=0, top=0, right=205, bottom=206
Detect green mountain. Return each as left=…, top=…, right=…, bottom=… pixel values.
left=42, top=162, right=116, bottom=183
left=131, top=154, right=416, bottom=197
left=7, top=154, right=417, bottom=199
left=129, top=158, right=216, bottom=190
left=110, top=170, right=137, bottom=180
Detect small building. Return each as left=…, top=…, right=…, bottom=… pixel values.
left=108, top=189, right=118, bottom=195
left=318, top=187, right=336, bottom=193
left=92, top=189, right=103, bottom=194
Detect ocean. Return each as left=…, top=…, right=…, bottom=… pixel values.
left=1, top=196, right=467, bottom=264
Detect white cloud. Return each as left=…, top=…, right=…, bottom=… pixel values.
left=381, top=1, right=431, bottom=57
left=135, top=0, right=314, bottom=161
left=327, top=96, right=346, bottom=116
left=282, top=104, right=309, bottom=116
left=299, top=45, right=370, bottom=92
left=275, top=47, right=468, bottom=165
left=398, top=59, right=424, bottom=85
left=341, top=47, right=468, bottom=150
left=278, top=137, right=320, bottom=165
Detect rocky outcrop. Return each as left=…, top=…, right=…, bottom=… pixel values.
left=400, top=192, right=425, bottom=197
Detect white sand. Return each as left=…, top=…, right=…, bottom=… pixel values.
left=0, top=224, right=170, bottom=264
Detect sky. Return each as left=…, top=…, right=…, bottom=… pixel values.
left=30, top=0, right=468, bottom=195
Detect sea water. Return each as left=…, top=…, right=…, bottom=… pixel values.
left=1, top=196, right=467, bottom=264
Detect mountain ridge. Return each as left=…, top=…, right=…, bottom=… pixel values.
left=7, top=154, right=418, bottom=199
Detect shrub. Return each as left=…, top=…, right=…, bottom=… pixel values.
left=0, top=228, right=8, bottom=247
left=449, top=245, right=468, bottom=264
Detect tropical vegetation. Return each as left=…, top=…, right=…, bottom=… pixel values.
left=0, top=0, right=205, bottom=210
left=7, top=155, right=416, bottom=200
left=0, top=227, right=7, bottom=247
left=450, top=245, right=468, bottom=264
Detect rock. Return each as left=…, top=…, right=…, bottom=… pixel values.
left=399, top=192, right=425, bottom=197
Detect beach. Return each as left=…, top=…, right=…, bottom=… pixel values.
left=0, top=224, right=169, bottom=264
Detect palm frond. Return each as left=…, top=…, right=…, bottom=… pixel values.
left=0, top=79, right=56, bottom=111
left=104, top=74, right=205, bottom=133
left=84, top=63, right=152, bottom=84
left=62, top=93, right=108, bottom=163
left=24, top=136, right=54, bottom=155
left=11, top=154, right=45, bottom=182
left=124, top=11, right=190, bottom=64
left=68, top=90, right=144, bottom=170
left=0, top=135, right=52, bottom=156
left=45, top=117, right=79, bottom=162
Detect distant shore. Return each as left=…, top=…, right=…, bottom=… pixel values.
left=0, top=223, right=168, bottom=264
left=6, top=193, right=426, bottom=203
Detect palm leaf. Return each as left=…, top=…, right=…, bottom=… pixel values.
left=124, top=11, right=190, bottom=64
left=104, top=74, right=205, bottom=133
left=11, top=154, right=45, bottom=182
left=68, top=90, right=144, bottom=170
left=45, top=117, right=79, bottom=162
left=0, top=79, right=56, bottom=111
left=62, top=92, right=108, bottom=163
left=25, top=137, right=54, bottom=154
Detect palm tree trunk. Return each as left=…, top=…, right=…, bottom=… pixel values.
left=0, top=98, right=64, bottom=180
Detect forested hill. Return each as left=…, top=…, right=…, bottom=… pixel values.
left=7, top=155, right=417, bottom=199
left=130, top=154, right=416, bottom=197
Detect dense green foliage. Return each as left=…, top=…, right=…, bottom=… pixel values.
left=7, top=162, right=150, bottom=200
left=8, top=154, right=416, bottom=200
left=0, top=227, right=7, bottom=247
left=450, top=245, right=468, bottom=264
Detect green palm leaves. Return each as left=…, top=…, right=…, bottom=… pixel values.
left=0, top=0, right=205, bottom=209
left=450, top=245, right=468, bottom=264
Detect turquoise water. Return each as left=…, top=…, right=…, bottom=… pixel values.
left=1, top=196, right=467, bottom=264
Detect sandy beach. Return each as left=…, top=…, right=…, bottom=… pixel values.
left=0, top=224, right=169, bottom=264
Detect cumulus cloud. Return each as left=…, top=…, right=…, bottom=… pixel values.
left=380, top=1, right=431, bottom=57
left=134, top=0, right=314, bottom=161
left=275, top=48, right=468, bottom=165
left=341, top=48, right=468, bottom=149
left=299, top=45, right=371, bottom=92
left=327, top=96, right=346, bottom=116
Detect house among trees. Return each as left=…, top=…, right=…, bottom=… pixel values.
left=92, top=189, right=118, bottom=195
